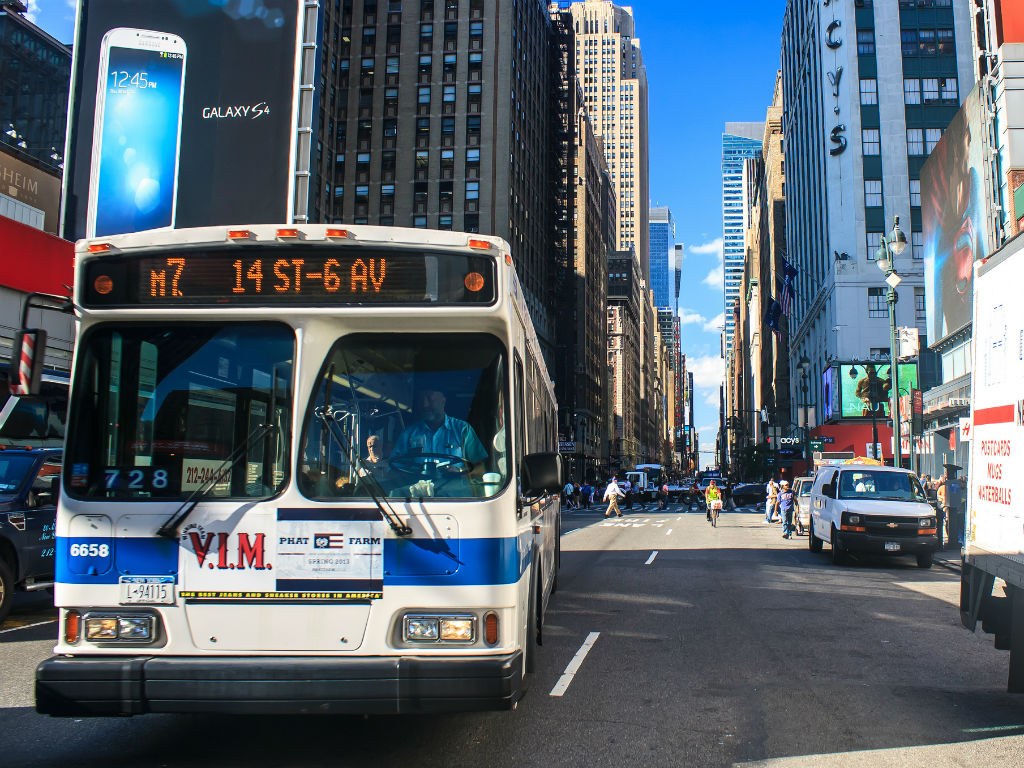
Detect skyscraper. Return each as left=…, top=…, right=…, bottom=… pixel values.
left=305, top=0, right=559, bottom=357
left=649, top=205, right=674, bottom=309
left=722, top=123, right=763, bottom=356
left=782, top=0, right=974, bottom=458
left=568, top=0, right=649, bottom=282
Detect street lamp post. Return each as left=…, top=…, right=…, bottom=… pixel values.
left=798, top=355, right=810, bottom=468
left=875, top=215, right=908, bottom=469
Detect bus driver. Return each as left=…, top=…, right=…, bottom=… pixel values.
left=391, top=385, right=488, bottom=496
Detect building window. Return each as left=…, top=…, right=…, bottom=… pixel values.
left=443, top=84, right=456, bottom=102
left=857, top=29, right=875, bottom=55
left=907, top=128, right=924, bottom=155
left=465, top=180, right=479, bottom=199
left=386, top=57, right=399, bottom=74
left=912, top=229, right=924, bottom=259
left=902, top=29, right=918, bottom=57
left=860, top=79, right=878, bottom=105
left=937, top=28, right=955, bottom=55
left=866, top=231, right=883, bottom=259
left=919, top=29, right=936, bottom=55
left=922, top=78, right=940, bottom=102
left=941, top=76, right=958, bottom=101
left=904, top=78, right=921, bottom=105
left=864, top=179, right=882, bottom=207
left=862, top=129, right=880, bottom=155
left=910, top=179, right=921, bottom=207
left=925, top=128, right=942, bottom=153
left=417, top=85, right=430, bottom=104
left=915, top=286, right=926, bottom=321
left=868, top=287, right=887, bottom=318
left=413, top=215, right=427, bottom=228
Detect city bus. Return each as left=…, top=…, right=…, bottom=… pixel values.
left=35, top=224, right=563, bottom=716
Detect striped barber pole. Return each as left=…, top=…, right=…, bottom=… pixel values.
left=9, top=329, right=44, bottom=396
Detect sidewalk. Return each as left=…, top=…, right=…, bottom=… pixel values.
left=934, top=546, right=963, bottom=573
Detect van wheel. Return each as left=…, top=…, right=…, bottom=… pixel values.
left=917, top=551, right=934, bottom=569
left=830, top=526, right=846, bottom=566
left=808, top=521, right=822, bottom=553
left=0, top=558, right=14, bottom=625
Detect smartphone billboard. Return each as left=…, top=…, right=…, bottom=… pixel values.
left=63, top=0, right=302, bottom=240
left=921, top=86, right=990, bottom=347
left=838, top=363, right=919, bottom=419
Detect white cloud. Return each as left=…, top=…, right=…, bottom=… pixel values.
left=678, top=308, right=706, bottom=326
left=687, top=354, right=725, bottom=391
left=690, top=238, right=723, bottom=257
left=696, top=424, right=718, bottom=438
left=702, top=312, right=725, bottom=334
left=690, top=237, right=725, bottom=290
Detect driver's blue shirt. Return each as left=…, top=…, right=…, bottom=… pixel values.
left=392, top=414, right=488, bottom=464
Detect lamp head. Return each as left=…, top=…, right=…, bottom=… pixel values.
left=797, top=355, right=810, bottom=371
left=889, top=215, right=907, bottom=256
left=875, top=244, right=890, bottom=273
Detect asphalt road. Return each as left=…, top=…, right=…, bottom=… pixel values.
left=2, top=504, right=1023, bottom=767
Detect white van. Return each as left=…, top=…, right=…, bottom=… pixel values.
left=807, top=463, right=938, bottom=568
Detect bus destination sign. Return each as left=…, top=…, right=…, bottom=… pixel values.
left=82, top=247, right=496, bottom=307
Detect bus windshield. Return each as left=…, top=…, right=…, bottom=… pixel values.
left=66, top=324, right=293, bottom=499
left=299, top=333, right=509, bottom=500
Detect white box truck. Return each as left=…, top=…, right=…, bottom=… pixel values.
left=960, top=234, right=1024, bottom=691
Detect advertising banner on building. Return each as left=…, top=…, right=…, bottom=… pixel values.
left=922, top=86, right=990, bottom=347
left=822, top=365, right=837, bottom=423
left=838, top=363, right=919, bottom=419
left=63, top=0, right=301, bottom=241
left=0, top=149, right=62, bottom=234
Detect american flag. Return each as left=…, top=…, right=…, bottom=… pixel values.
left=778, top=258, right=798, bottom=317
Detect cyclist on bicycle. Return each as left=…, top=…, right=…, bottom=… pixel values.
left=706, top=479, right=722, bottom=526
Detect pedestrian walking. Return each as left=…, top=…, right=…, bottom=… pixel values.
left=764, top=477, right=780, bottom=523
left=622, top=478, right=633, bottom=510
left=579, top=481, right=592, bottom=510
left=657, top=482, right=669, bottom=510
left=563, top=480, right=576, bottom=510
left=778, top=479, right=795, bottom=538
left=603, top=476, right=624, bottom=518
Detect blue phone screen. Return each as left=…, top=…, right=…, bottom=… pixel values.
left=94, top=45, right=184, bottom=237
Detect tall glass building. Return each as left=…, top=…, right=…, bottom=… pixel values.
left=722, top=123, right=763, bottom=355
left=649, top=206, right=674, bottom=308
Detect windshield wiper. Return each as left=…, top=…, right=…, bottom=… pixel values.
left=314, top=405, right=412, bottom=537
left=156, top=422, right=279, bottom=540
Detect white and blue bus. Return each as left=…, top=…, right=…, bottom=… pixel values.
left=35, top=224, right=562, bottom=716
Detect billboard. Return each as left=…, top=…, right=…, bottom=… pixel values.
left=922, top=86, right=990, bottom=347
left=63, top=0, right=302, bottom=241
left=0, top=149, right=62, bottom=234
left=839, top=363, right=919, bottom=419
left=822, top=366, right=836, bottom=423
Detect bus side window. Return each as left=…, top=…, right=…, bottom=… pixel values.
left=514, top=353, right=525, bottom=466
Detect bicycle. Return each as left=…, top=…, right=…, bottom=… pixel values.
left=709, top=498, right=723, bottom=528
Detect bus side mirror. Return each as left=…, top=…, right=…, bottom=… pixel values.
left=521, top=452, right=562, bottom=496
left=8, top=329, right=47, bottom=396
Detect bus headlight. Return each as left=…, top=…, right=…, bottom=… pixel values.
left=439, top=618, right=474, bottom=642
left=83, top=613, right=157, bottom=643
left=404, top=617, right=439, bottom=641
left=403, top=614, right=476, bottom=643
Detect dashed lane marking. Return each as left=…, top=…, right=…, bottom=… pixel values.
left=666, top=528, right=673, bottom=535
left=0, top=619, right=57, bottom=635
left=549, top=631, right=601, bottom=697
left=644, top=550, right=659, bottom=565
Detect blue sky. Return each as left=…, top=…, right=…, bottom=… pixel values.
left=28, top=0, right=787, bottom=463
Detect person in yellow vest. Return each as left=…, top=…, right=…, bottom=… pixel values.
left=705, top=479, right=722, bottom=524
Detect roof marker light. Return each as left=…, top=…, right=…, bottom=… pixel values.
left=87, top=243, right=112, bottom=253
left=325, top=228, right=353, bottom=240
left=276, top=228, right=304, bottom=240
left=468, top=238, right=494, bottom=251
left=227, top=229, right=255, bottom=241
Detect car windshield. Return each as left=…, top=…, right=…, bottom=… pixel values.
left=0, top=455, right=36, bottom=496
left=66, top=324, right=293, bottom=499
left=836, top=469, right=927, bottom=502
left=298, top=333, right=509, bottom=500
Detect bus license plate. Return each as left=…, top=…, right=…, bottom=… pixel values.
left=120, top=576, right=174, bottom=605
left=884, top=542, right=901, bottom=552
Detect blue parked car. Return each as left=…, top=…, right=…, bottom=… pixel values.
left=0, top=449, right=61, bottom=623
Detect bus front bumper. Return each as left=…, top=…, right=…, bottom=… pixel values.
left=36, top=651, right=523, bottom=716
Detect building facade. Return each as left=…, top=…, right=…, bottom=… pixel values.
left=568, top=0, right=649, bottom=281
left=607, top=249, right=642, bottom=469
left=304, top=0, right=559, bottom=358
left=782, top=0, right=974, bottom=463
left=649, top=205, right=674, bottom=308
left=722, top=123, right=764, bottom=357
